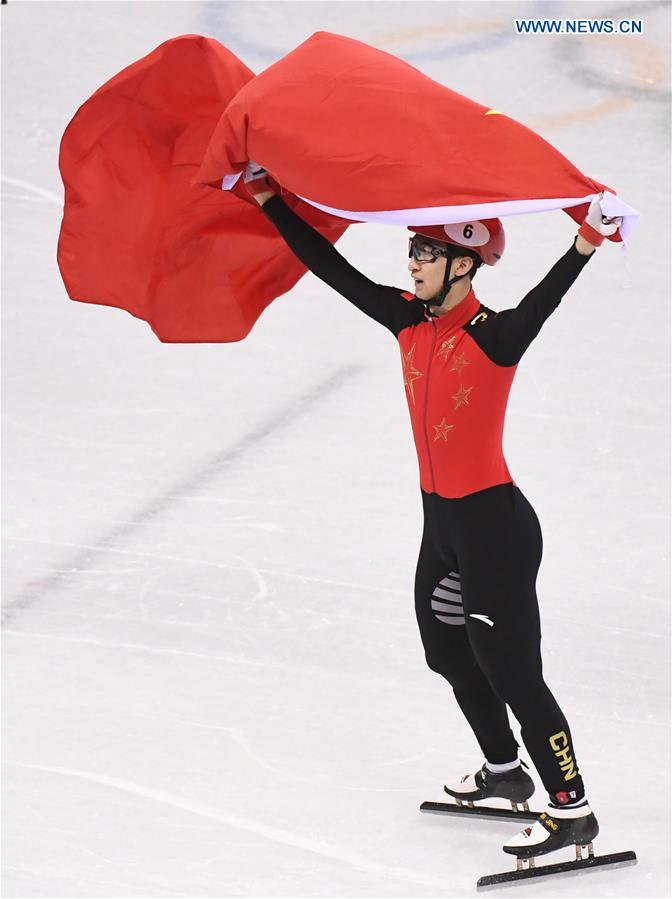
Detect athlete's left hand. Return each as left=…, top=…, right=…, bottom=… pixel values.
left=578, top=194, right=623, bottom=247
left=243, top=162, right=274, bottom=195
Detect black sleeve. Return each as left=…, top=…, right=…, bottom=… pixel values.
left=260, top=194, right=425, bottom=336
left=465, top=238, right=595, bottom=366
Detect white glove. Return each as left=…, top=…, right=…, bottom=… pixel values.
left=578, top=193, right=623, bottom=246
left=243, top=161, right=268, bottom=184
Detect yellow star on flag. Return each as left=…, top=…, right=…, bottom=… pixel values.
left=401, top=343, right=423, bottom=406
left=433, top=418, right=454, bottom=442
left=437, top=336, right=457, bottom=359
left=449, top=352, right=470, bottom=375
left=451, top=384, right=474, bottom=410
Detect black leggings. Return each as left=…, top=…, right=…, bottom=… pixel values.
left=415, top=483, right=585, bottom=802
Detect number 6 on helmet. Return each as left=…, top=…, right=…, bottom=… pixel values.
left=407, top=219, right=505, bottom=266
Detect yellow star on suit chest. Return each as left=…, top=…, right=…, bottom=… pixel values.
left=401, top=343, right=423, bottom=405
left=449, top=352, right=470, bottom=375
left=451, top=384, right=474, bottom=410
left=437, top=336, right=457, bottom=359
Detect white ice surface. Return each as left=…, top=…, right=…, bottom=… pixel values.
left=2, top=2, right=670, bottom=897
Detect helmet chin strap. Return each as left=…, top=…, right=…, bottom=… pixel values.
left=426, top=270, right=471, bottom=309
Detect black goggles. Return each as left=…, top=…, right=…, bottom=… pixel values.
left=408, top=235, right=449, bottom=263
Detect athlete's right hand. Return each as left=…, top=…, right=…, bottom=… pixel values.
left=243, top=162, right=277, bottom=205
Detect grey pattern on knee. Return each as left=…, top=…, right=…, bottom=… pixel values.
left=432, top=571, right=464, bottom=625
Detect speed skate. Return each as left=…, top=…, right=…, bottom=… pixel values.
left=421, top=763, right=637, bottom=888
left=421, top=797, right=637, bottom=887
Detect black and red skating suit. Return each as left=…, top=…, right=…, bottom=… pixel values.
left=398, top=293, right=516, bottom=498
left=262, top=194, right=592, bottom=499
left=261, top=194, right=594, bottom=805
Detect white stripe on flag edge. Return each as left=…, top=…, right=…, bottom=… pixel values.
left=217, top=175, right=638, bottom=243
left=297, top=193, right=639, bottom=241
left=222, top=173, right=242, bottom=190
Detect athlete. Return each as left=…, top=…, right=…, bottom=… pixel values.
left=242, top=163, right=621, bottom=859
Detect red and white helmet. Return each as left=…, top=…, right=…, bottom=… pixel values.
left=407, top=219, right=505, bottom=266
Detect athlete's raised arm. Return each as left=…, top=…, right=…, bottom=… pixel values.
left=244, top=165, right=424, bottom=337
left=471, top=197, right=622, bottom=366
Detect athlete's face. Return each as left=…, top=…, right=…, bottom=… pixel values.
left=408, top=248, right=448, bottom=302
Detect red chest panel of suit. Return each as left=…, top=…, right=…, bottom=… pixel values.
left=397, top=290, right=517, bottom=499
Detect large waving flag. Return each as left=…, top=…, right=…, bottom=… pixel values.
left=197, top=31, right=637, bottom=236
left=57, top=35, right=349, bottom=342
left=58, top=32, right=638, bottom=343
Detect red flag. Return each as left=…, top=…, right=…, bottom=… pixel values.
left=197, top=31, right=637, bottom=239
left=59, top=32, right=638, bottom=344
left=57, top=35, right=348, bottom=342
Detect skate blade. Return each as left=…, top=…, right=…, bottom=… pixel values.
left=420, top=801, right=539, bottom=822
left=476, top=849, right=637, bottom=889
